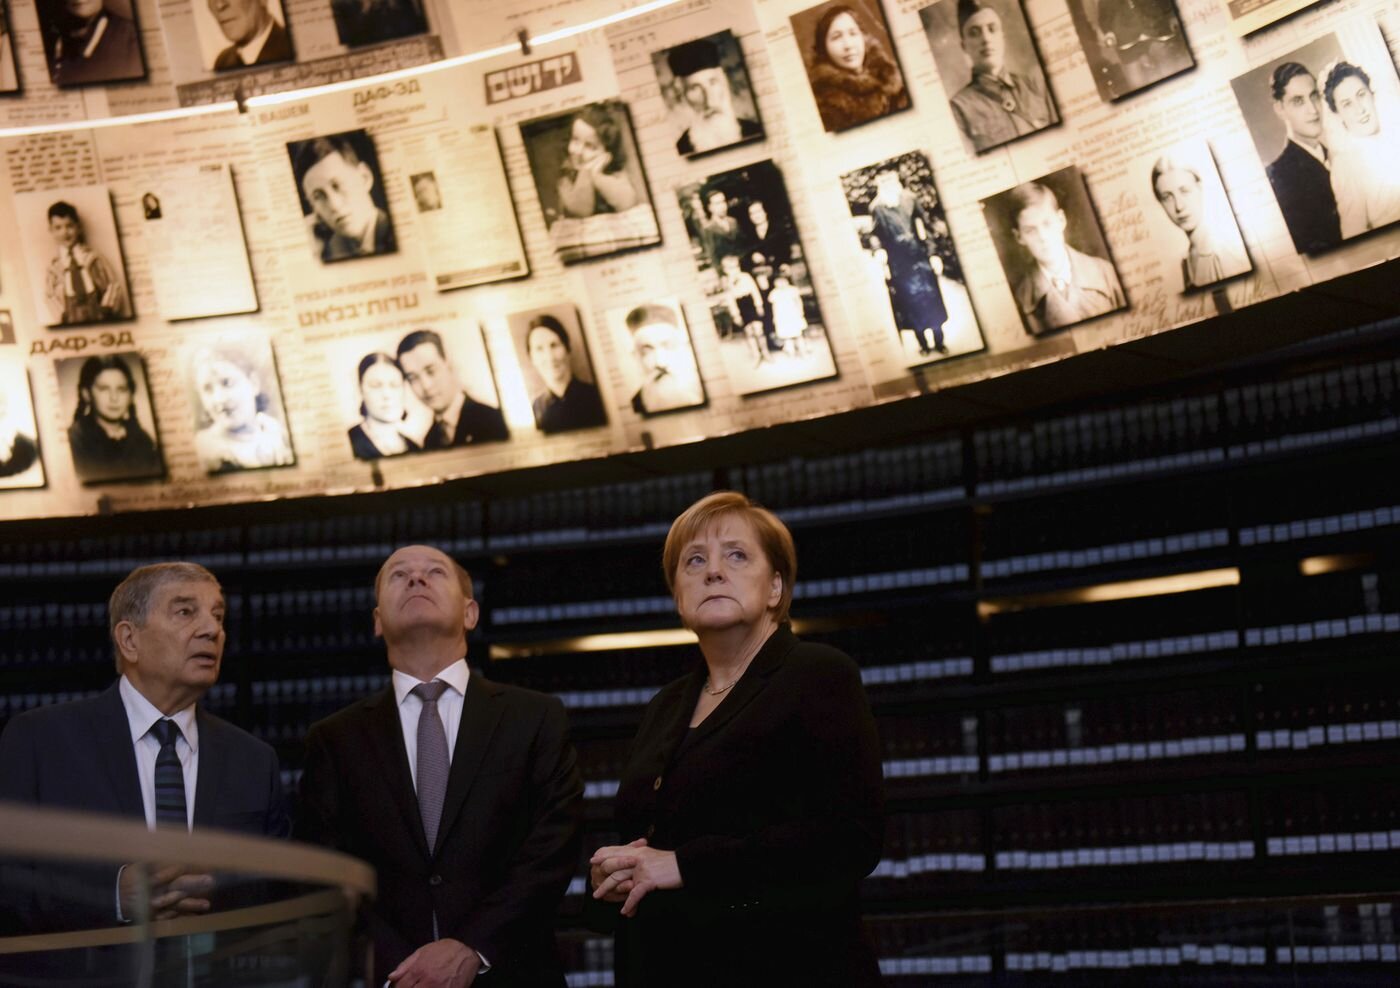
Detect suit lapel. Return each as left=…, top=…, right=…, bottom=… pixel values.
left=434, top=674, right=505, bottom=856
left=365, top=687, right=432, bottom=859
left=687, top=626, right=795, bottom=748
left=192, top=709, right=222, bottom=828
left=92, top=684, right=144, bottom=819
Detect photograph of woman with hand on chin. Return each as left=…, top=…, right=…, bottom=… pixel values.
left=589, top=491, right=884, bottom=987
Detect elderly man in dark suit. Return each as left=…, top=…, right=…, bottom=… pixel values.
left=296, top=545, right=583, bottom=987
left=208, top=0, right=292, bottom=69
left=1265, top=61, right=1342, bottom=254
left=0, top=562, right=288, bottom=933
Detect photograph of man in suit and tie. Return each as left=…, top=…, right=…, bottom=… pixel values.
left=197, top=0, right=293, bottom=71
left=1231, top=38, right=1345, bottom=255
left=287, top=129, right=398, bottom=264
left=295, top=545, right=584, bottom=987
left=395, top=327, right=509, bottom=451
left=0, top=562, right=289, bottom=934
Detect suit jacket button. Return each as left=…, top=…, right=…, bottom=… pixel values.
left=429, top=874, right=443, bottom=886
left=652, top=776, right=663, bottom=791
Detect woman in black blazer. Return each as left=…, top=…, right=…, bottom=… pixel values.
left=590, top=491, right=884, bottom=987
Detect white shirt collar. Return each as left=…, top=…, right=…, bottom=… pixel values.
left=235, top=16, right=277, bottom=63
left=119, top=675, right=199, bottom=753
left=393, top=657, right=470, bottom=707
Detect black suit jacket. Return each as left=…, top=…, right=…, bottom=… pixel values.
left=604, top=626, right=884, bottom=988
left=423, top=395, right=510, bottom=449
left=213, top=19, right=293, bottom=70
left=295, top=673, right=583, bottom=986
left=1266, top=139, right=1342, bottom=255
left=0, top=682, right=288, bottom=933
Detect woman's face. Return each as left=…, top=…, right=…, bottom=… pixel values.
left=360, top=360, right=405, bottom=425
left=1154, top=167, right=1202, bottom=234
left=823, top=12, right=866, bottom=72
left=528, top=328, right=573, bottom=390
left=197, top=358, right=258, bottom=433
left=567, top=118, right=604, bottom=167
left=89, top=368, right=133, bottom=424
left=673, top=514, right=782, bottom=634
left=1333, top=76, right=1379, bottom=137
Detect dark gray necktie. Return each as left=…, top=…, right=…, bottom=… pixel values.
left=413, top=681, right=450, bottom=853
left=150, top=719, right=188, bottom=829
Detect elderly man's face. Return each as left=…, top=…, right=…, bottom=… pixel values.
left=681, top=66, right=731, bottom=119
left=1274, top=72, right=1323, bottom=141
left=961, top=8, right=1005, bottom=75
left=208, top=0, right=268, bottom=44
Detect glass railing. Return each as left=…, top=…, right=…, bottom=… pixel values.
left=0, top=803, right=373, bottom=986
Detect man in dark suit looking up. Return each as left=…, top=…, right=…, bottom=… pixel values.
left=1266, top=61, right=1342, bottom=254
left=0, top=562, right=288, bottom=932
left=396, top=329, right=509, bottom=450
left=295, top=545, right=583, bottom=987
left=208, top=0, right=292, bottom=69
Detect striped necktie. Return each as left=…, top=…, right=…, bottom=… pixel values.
left=413, top=681, right=450, bottom=853
left=150, top=719, right=188, bottom=829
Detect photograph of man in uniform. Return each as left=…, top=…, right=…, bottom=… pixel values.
left=288, top=130, right=397, bottom=263
left=983, top=167, right=1126, bottom=335
left=922, top=0, right=1057, bottom=153
left=652, top=32, right=764, bottom=157
left=1068, top=0, right=1192, bottom=101
left=395, top=328, right=508, bottom=449
left=1232, top=40, right=1344, bottom=256
left=36, top=0, right=144, bottom=86
left=203, top=0, right=292, bottom=70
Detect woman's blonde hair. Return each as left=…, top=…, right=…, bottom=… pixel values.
left=662, top=490, right=796, bottom=623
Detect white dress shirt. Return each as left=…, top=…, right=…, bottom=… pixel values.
left=118, top=675, right=198, bottom=831
left=393, top=658, right=469, bottom=789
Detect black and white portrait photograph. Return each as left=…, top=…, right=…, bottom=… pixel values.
left=0, top=358, right=44, bottom=491
left=1066, top=0, right=1192, bottom=102
left=651, top=31, right=764, bottom=157
left=519, top=100, right=661, bottom=264
left=287, top=129, right=398, bottom=264
left=677, top=160, right=837, bottom=396
left=141, top=192, right=161, bottom=220
left=389, top=324, right=508, bottom=450
left=981, top=166, right=1126, bottom=336
left=606, top=299, right=707, bottom=417
left=920, top=0, right=1058, bottom=153
left=1, top=1, right=20, bottom=92
left=330, top=0, right=424, bottom=48
left=324, top=328, right=483, bottom=461
left=791, top=0, right=910, bottom=133
left=0, top=310, right=14, bottom=345
left=35, top=0, right=145, bottom=86
left=13, top=185, right=134, bottom=329
left=193, top=0, right=293, bottom=71
left=55, top=351, right=163, bottom=485
left=1145, top=139, right=1251, bottom=292
left=1232, top=29, right=1400, bottom=254
left=185, top=334, right=295, bottom=475
left=410, top=171, right=442, bottom=212
left=841, top=152, right=986, bottom=367
left=507, top=304, right=609, bottom=435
